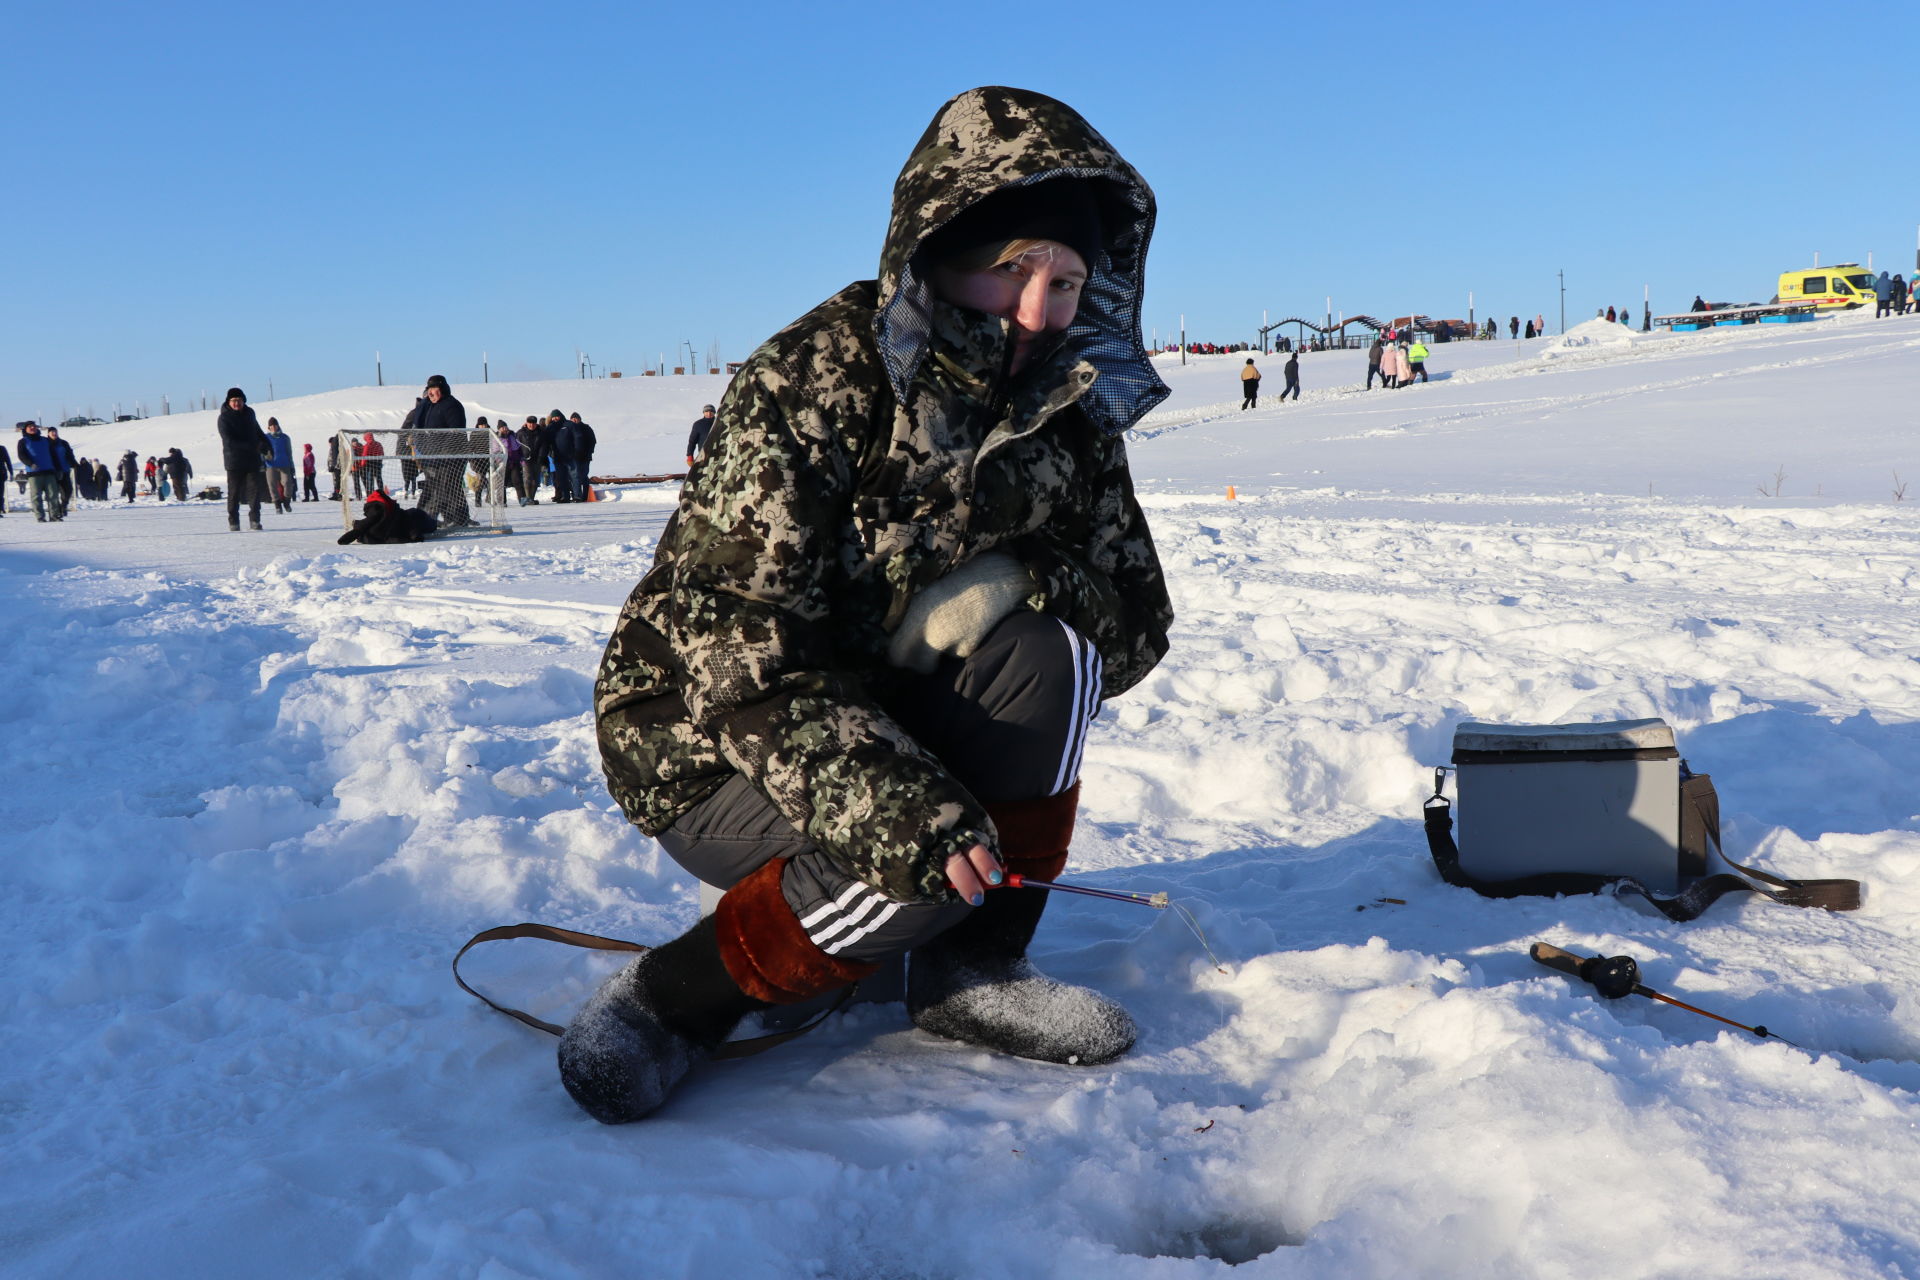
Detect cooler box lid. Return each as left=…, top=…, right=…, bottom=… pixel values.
left=1452, top=717, right=1676, bottom=759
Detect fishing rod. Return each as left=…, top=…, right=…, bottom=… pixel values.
left=1530, top=942, right=1799, bottom=1047
left=1003, top=873, right=1167, bottom=909
left=1004, top=874, right=1227, bottom=972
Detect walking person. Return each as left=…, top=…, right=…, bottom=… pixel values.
left=686, top=404, right=717, bottom=467
left=0, top=439, right=11, bottom=516
left=15, top=423, right=61, bottom=521
left=1535, top=313, right=1545, bottom=337
left=117, top=450, right=139, bottom=503
left=563, top=86, right=1173, bottom=1125
left=1407, top=337, right=1429, bottom=383
left=1874, top=270, right=1893, bottom=318
left=144, top=455, right=159, bottom=497
left=1239, top=357, right=1260, bottom=408
left=1389, top=341, right=1412, bottom=388
left=217, top=388, right=269, bottom=531
left=265, top=418, right=295, bottom=513
left=1893, top=275, right=1910, bottom=316
left=1281, top=348, right=1301, bottom=400
left=1366, top=334, right=1384, bottom=389
left=301, top=442, right=319, bottom=501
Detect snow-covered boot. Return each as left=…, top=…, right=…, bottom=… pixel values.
left=558, top=855, right=876, bottom=1123
left=558, top=915, right=760, bottom=1124
left=907, top=787, right=1136, bottom=1065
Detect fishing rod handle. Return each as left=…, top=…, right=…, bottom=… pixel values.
left=1529, top=942, right=1586, bottom=978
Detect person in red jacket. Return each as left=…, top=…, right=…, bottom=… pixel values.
left=360, top=431, right=386, bottom=492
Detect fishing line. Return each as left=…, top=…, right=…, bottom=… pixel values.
left=1004, top=873, right=1229, bottom=973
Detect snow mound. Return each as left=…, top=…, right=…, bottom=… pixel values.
left=1541, top=316, right=1643, bottom=358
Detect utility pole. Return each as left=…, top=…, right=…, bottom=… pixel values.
left=1469, top=290, right=1475, bottom=331
left=1558, top=270, right=1565, bottom=336
left=377, top=351, right=383, bottom=387
left=268, top=378, right=274, bottom=401
left=1179, top=314, right=1186, bottom=365
left=483, top=351, right=489, bottom=384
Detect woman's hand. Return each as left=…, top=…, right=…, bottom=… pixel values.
left=944, top=842, right=1005, bottom=905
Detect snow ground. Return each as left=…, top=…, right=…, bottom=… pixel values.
left=5, top=309, right=1920, bottom=1278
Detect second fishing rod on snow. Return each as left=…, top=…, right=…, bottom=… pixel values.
left=1530, top=942, right=1798, bottom=1047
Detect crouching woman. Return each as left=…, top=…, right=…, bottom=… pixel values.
left=566, top=86, right=1174, bottom=1122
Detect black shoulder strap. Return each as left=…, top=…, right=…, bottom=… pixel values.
left=1423, top=776, right=1860, bottom=922
left=451, top=922, right=853, bottom=1060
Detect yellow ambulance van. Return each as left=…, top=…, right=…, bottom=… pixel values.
left=1775, top=265, right=1877, bottom=309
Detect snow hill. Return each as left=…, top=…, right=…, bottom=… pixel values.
left=6, top=308, right=1920, bottom=1277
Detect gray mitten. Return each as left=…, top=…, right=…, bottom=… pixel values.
left=886, top=551, right=1034, bottom=673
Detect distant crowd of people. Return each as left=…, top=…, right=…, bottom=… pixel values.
left=11, top=382, right=609, bottom=534
left=6, top=421, right=198, bottom=522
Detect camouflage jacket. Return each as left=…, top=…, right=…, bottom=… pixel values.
left=596, top=87, right=1173, bottom=904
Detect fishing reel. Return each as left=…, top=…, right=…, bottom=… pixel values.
left=1577, top=953, right=1640, bottom=1000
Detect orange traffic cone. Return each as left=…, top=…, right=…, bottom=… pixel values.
left=585, top=485, right=599, bottom=502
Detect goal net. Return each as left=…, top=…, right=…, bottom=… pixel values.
left=334, top=427, right=513, bottom=535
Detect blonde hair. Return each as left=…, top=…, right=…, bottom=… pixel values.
left=941, top=237, right=1075, bottom=273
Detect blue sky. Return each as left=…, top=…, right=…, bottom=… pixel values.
left=5, top=0, right=1916, bottom=422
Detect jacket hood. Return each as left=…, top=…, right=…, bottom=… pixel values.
left=875, top=85, right=1168, bottom=436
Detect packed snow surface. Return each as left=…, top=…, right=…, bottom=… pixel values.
left=7, top=309, right=1920, bottom=1277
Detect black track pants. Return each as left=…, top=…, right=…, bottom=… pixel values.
left=656, top=609, right=1103, bottom=964
left=226, top=469, right=264, bottom=524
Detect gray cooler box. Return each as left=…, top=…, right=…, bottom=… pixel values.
left=1451, top=718, right=1682, bottom=893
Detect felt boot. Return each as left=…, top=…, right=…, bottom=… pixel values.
left=907, top=786, right=1136, bottom=1065
left=558, top=856, right=876, bottom=1123
left=557, top=915, right=760, bottom=1124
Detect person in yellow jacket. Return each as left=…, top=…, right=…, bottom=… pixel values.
left=1407, top=339, right=1430, bottom=384
left=1239, top=357, right=1260, bottom=409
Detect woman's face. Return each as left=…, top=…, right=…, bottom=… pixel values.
left=930, top=240, right=1088, bottom=373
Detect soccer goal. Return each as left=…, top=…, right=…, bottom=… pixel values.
left=334, top=427, right=513, bottom=536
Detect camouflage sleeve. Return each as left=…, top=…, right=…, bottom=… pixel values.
left=1020, top=429, right=1171, bottom=697
left=667, top=367, right=993, bottom=903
